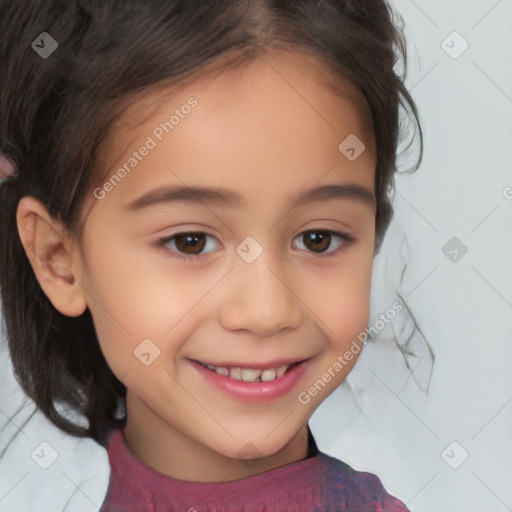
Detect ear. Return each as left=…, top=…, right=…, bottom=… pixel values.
left=16, top=196, right=87, bottom=317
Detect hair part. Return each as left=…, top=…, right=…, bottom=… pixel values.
left=0, top=0, right=423, bottom=442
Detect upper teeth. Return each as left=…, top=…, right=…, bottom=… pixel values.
left=203, top=363, right=289, bottom=382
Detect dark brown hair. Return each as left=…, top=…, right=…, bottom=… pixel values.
left=0, top=0, right=423, bottom=443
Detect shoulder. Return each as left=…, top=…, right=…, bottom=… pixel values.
left=316, top=451, right=411, bottom=512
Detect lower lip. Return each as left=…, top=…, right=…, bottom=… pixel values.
left=189, top=359, right=311, bottom=403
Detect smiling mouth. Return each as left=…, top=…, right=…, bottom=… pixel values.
left=197, top=361, right=302, bottom=383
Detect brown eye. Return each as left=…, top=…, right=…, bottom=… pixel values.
left=173, top=233, right=206, bottom=254
left=156, top=231, right=220, bottom=260
left=302, top=231, right=331, bottom=253
left=157, top=229, right=353, bottom=261
left=292, top=230, right=353, bottom=256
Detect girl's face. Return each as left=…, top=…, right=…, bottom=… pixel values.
left=73, top=49, right=377, bottom=480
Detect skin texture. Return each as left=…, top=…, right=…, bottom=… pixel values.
left=16, top=49, right=377, bottom=482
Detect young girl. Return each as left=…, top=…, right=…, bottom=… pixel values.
left=0, top=0, right=423, bottom=510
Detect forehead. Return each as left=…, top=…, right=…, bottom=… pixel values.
left=88, top=48, right=376, bottom=217
left=116, top=49, right=372, bottom=144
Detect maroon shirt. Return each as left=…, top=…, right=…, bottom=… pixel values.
left=100, top=428, right=411, bottom=512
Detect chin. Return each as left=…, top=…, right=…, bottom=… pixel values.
left=214, top=427, right=304, bottom=463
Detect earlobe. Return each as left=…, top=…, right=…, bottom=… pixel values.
left=16, top=196, right=87, bottom=317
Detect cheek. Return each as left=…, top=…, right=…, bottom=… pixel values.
left=78, top=244, right=211, bottom=384
left=310, top=256, right=373, bottom=345
left=82, top=234, right=208, bottom=330
left=74, top=238, right=165, bottom=378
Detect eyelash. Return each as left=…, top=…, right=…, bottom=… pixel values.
left=153, top=229, right=356, bottom=261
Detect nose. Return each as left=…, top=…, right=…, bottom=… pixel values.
left=218, top=251, right=303, bottom=337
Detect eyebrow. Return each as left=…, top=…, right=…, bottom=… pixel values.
left=126, top=183, right=376, bottom=211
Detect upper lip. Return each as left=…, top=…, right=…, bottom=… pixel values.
left=191, top=357, right=310, bottom=370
